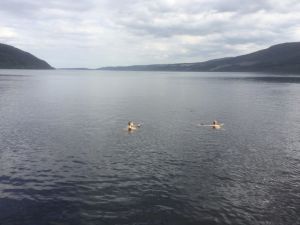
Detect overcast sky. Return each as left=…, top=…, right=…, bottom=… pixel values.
left=0, top=0, right=300, bottom=68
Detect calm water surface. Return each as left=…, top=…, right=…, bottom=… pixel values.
left=0, top=70, right=299, bottom=225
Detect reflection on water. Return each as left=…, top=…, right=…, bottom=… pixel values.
left=0, top=70, right=300, bottom=225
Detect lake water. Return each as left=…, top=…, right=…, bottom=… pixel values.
left=0, top=70, right=299, bottom=225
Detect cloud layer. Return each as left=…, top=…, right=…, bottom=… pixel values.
left=0, top=0, right=300, bottom=68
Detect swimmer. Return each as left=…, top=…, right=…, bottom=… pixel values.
left=198, top=120, right=223, bottom=129
left=127, top=121, right=140, bottom=131
left=212, top=120, right=222, bottom=129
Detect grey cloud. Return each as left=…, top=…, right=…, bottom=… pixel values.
left=0, top=0, right=95, bottom=19
left=112, top=0, right=300, bottom=38
left=0, top=0, right=299, bottom=67
left=0, top=0, right=40, bottom=17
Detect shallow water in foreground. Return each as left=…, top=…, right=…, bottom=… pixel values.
left=0, top=70, right=299, bottom=225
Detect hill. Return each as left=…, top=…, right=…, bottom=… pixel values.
left=99, top=42, right=300, bottom=73
left=0, top=43, right=53, bottom=69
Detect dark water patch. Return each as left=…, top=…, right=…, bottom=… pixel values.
left=0, top=198, right=81, bottom=225
left=245, top=76, right=300, bottom=83
left=209, top=76, right=300, bottom=83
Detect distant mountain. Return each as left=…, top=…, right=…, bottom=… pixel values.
left=99, top=42, right=300, bottom=73
left=0, top=43, right=53, bottom=69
